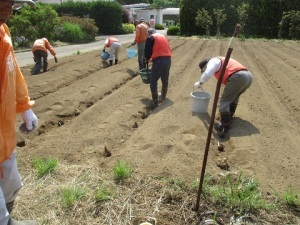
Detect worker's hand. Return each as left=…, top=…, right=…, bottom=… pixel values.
left=54, top=56, right=58, bottom=63
left=103, top=48, right=106, bottom=53
left=194, top=81, right=201, bottom=89
left=131, top=42, right=136, bottom=46
left=21, top=108, right=38, bottom=132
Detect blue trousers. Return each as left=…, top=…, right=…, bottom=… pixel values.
left=150, top=56, right=171, bottom=93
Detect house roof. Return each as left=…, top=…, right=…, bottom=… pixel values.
left=162, top=8, right=179, bottom=15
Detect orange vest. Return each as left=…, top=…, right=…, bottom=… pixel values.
left=151, top=33, right=172, bottom=60
left=214, top=57, right=248, bottom=84
left=0, top=24, right=32, bottom=163
left=106, top=37, right=119, bottom=47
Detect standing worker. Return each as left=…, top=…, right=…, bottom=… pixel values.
left=0, top=0, right=39, bottom=224
left=145, top=28, right=172, bottom=109
left=131, top=17, right=149, bottom=71
left=32, top=37, right=57, bottom=75
left=194, top=57, right=253, bottom=138
left=103, top=37, right=121, bottom=66
left=149, top=16, right=155, bottom=28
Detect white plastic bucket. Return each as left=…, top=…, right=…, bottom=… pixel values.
left=190, top=88, right=211, bottom=113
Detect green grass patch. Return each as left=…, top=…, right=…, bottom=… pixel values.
left=95, top=180, right=114, bottom=202
left=32, top=157, right=58, bottom=178
left=61, top=186, right=87, bottom=208
left=283, top=186, right=300, bottom=208
left=113, top=160, right=133, bottom=182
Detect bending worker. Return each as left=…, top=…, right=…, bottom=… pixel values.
left=194, top=57, right=253, bottom=138
left=103, top=37, right=121, bottom=66
left=32, top=37, right=57, bottom=74
left=1, top=0, right=39, bottom=224
left=145, top=28, right=172, bottom=109
left=131, top=17, right=149, bottom=71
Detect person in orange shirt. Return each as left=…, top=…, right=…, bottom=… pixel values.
left=32, top=37, right=57, bottom=75
left=195, top=57, right=253, bottom=138
left=131, top=17, right=149, bottom=71
left=0, top=0, right=38, bottom=224
left=103, top=37, right=121, bottom=66
left=145, top=28, right=172, bottom=109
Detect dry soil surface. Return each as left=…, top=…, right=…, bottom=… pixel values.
left=15, top=38, right=300, bottom=224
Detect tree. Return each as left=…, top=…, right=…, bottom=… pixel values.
left=195, top=8, right=213, bottom=36
left=237, top=3, right=249, bottom=35
left=213, top=8, right=226, bottom=37
left=278, top=11, right=300, bottom=39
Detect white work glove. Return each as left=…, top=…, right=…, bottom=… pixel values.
left=194, top=81, right=201, bottom=89
left=21, top=108, right=38, bottom=131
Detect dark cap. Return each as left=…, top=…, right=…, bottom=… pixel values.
left=139, top=17, right=145, bottom=22
left=199, top=58, right=210, bottom=70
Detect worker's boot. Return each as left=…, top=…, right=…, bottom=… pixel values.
left=159, top=87, right=168, bottom=103
left=109, top=60, right=113, bottom=66
left=43, top=61, right=48, bottom=73
left=215, top=112, right=231, bottom=138
left=115, top=59, right=118, bottom=65
left=230, top=103, right=238, bottom=119
left=6, top=201, right=14, bottom=214
left=150, top=90, right=159, bottom=109
left=8, top=218, right=37, bottom=225
left=33, top=62, right=41, bottom=75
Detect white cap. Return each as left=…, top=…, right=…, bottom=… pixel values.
left=14, top=0, right=35, bottom=7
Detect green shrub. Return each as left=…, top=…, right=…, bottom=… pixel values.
left=155, top=23, right=165, bottom=30
left=8, top=3, right=58, bottom=46
left=55, top=22, right=85, bottom=43
left=56, top=16, right=98, bottom=42
left=122, top=23, right=135, bottom=34
left=167, top=26, right=180, bottom=35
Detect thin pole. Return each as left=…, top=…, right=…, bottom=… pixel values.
left=194, top=24, right=241, bottom=211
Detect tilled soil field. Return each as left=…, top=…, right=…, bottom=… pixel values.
left=14, top=38, right=300, bottom=224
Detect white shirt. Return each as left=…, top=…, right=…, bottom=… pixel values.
left=200, top=57, right=222, bottom=84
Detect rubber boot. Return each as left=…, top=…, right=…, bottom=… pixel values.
left=115, top=59, right=118, bottom=65
left=8, top=218, right=37, bottom=225
left=109, top=60, right=113, bottom=66
left=33, top=62, right=41, bottom=75
left=43, top=60, right=48, bottom=73
left=150, top=91, right=159, bottom=109
left=6, top=201, right=14, bottom=214
left=217, top=112, right=231, bottom=138
left=159, top=87, right=168, bottom=103
left=230, top=103, right=238, bottom=119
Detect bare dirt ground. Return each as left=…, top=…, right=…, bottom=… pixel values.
left=14, top=38, right=300, bottom=224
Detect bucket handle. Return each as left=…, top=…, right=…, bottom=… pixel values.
left=193, top=85, right=205, bottom=93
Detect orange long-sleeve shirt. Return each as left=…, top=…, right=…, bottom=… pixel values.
left=32, top=37, right=56, bottom=56
left=134, top=22, right=149, bottom=43
left=0, top=24, right=32, bottom=163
